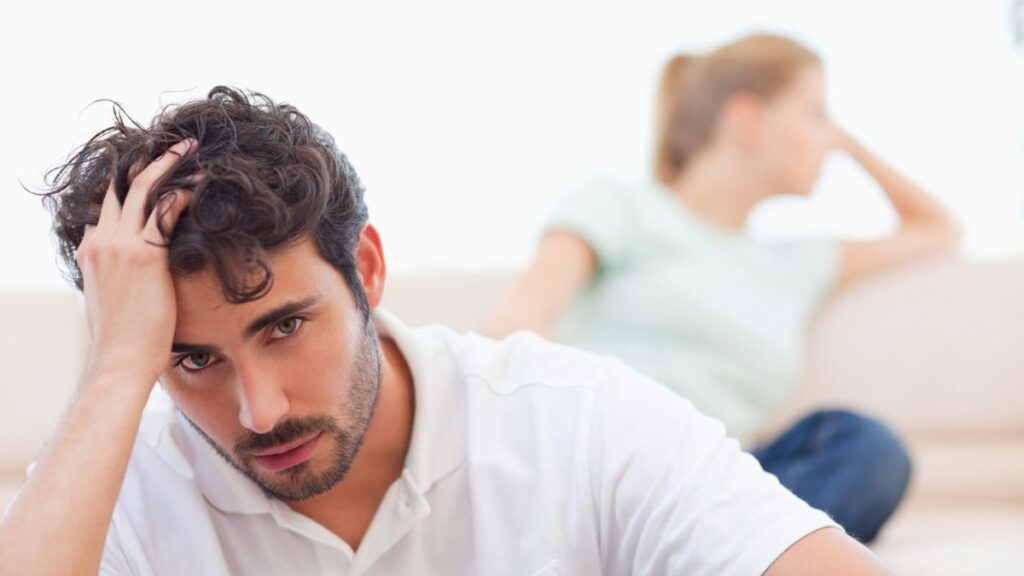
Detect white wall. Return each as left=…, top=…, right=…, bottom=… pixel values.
left=3, top=0, right=1022, bottom=290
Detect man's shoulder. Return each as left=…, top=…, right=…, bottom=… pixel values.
left=430, top=327, right=619, bottom=397
left=420, top=325, right=692, bottom=426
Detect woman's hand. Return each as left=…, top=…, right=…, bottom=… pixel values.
left=827, top=126, right=963, bottom=287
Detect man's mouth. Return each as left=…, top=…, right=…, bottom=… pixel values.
left=251, top=431, right=324, bottom=472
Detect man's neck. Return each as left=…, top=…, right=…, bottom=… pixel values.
left=286, top=336, right=415, bottom=549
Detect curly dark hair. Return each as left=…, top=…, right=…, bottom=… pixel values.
left=41, top=86, right=370, bottom=316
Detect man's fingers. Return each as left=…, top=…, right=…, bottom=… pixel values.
left=119, top=139, right=196, bottom=233
left=126, top=157, right=147, bottom=182
left=76, top=224, right=98, bottom=272
left=95, top=177, right=122, bottom=232
left=142, top=190, right=193, bottom=246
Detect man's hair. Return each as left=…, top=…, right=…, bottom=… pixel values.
left=42, top=86, right=370, bottom=315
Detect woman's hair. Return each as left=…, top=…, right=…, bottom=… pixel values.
left=41, top=86, right=371, bottom=315
left=653, top=33, right=821, bottom=185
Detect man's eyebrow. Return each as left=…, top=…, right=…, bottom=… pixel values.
left=242, top=295, right=322, bottom=340
left=171, top=342, right=221, bottom=355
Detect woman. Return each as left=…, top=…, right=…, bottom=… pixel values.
left=484, top=33, right=961, bottom=543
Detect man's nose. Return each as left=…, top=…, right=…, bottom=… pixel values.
left=235, top=365, right=290, bottom=434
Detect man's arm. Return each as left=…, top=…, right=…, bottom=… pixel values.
left=0, top=140, right=195, bottom=576
left=0, top=366, right=154, bottom=575
left=764, top=527, right=895, bottom=575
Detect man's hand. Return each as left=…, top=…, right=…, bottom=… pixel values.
left=77, top=139, right=196, bottom=384
left=0, top=139, right=197, bottom=576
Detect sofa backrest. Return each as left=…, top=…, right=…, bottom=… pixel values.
left=782, top=255, right=1024, bottom=437
left=380, top=257, right=1024, bottom=438
left=0, top=290, right=87, bottom=470
left=2, top=255, right=1022, bottom=477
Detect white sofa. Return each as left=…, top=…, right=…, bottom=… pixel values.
left=3, top=255, right=1023, bottom=574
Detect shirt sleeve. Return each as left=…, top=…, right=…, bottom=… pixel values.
left=544, top=177, right=635, bottom=270
left=589, top=359, right=839, bottom=575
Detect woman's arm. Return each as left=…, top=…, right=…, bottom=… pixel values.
left=480, top=231, right=597, bottom=340
left=835, top=127, right=963, bottom=287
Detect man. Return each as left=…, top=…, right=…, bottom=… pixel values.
left=0, top=87, right=894, bottom=575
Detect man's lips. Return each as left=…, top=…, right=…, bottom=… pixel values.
left=251, top=432, right=324, bottom=472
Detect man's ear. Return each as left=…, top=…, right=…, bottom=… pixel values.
left=355, top=223, right=386, bottom=310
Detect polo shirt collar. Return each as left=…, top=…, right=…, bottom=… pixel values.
left=374, top=308, right=466, bottom=495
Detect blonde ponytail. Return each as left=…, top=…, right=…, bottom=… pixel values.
left=653, top=34, right=821, bottom=185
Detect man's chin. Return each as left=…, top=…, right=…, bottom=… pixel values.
left=255, top=477, right=336, bottom=502
left=244, top=457, right=349, bottom=501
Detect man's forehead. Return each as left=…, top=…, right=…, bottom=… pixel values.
left=172, top=240, right=334, bottom=321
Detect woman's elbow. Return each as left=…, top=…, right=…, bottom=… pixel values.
left=935, top=217, right=964, bottom=252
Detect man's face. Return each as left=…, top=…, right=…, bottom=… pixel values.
left=160, top=238, right=381, bottom=501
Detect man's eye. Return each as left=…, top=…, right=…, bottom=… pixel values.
left=271, top=317, right=303, bottom=339
left=181, top=352, right=213, bottom=371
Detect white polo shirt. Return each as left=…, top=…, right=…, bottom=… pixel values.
left=96, top=310, right=835, bottom=575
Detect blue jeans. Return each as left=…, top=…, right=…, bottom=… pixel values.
left=751, top=409, right=912, bottom=543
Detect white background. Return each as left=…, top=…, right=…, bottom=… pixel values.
left=2, top=0, right=1023, bottom=290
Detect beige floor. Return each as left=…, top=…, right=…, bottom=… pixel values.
left=873, top=501, right=1024, bottom=574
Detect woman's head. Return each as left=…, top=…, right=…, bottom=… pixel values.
left=654, top=33, right=832, bottom=196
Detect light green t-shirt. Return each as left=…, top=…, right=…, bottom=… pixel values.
left=546, top=178, right=840, bottom=444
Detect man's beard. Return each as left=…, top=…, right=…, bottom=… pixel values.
left=181, top=320, right=382, bottom=501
